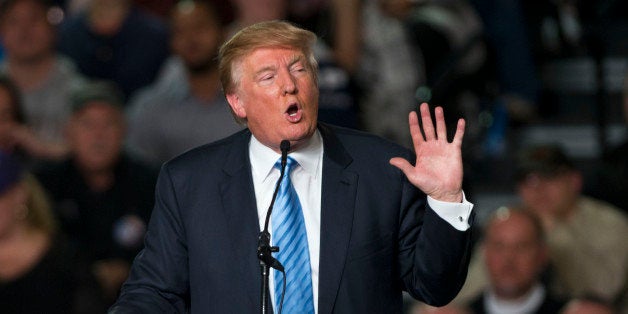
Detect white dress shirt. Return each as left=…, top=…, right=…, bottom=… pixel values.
left=249, top=130, right=474, bottom=313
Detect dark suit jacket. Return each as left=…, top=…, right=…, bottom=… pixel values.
left=109, top=123, right=474, bottom=313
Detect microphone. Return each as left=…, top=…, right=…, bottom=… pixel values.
left=280, top=140, right=290, bottom=169
left=257, top=140, right=291, bottom=271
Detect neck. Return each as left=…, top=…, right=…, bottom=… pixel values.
left=486, top=283, right=545, bottom=314
left=494, top=286, right=533, bottom=302
left=86, top=170, right=115, bottom=192
left=6, top=55, right=56, bottom=91
left=558, top=198, right=579, bottom=221
left=88, top=1, right=131, bottom=36
left=188, top=69, right=220, bottom=102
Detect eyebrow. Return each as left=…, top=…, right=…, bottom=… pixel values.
left=288, top=54, right=303, bottom=65
left=288, top=55, right=304, bottom=67
left=254, top=65, right=276, bottom=77
left=253, top=54, right=305, bottom=77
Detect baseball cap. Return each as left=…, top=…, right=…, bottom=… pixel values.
left=70, top=80, right=124, bottom=114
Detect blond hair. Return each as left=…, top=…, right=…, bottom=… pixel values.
left=218, top=20, right=319, bottom=97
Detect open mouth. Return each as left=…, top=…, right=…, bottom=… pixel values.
left=285, top=103, right=302, bottom=122
left=286, top=103, right=299, bottom=116
left=285, top=103, right=303, bottom=123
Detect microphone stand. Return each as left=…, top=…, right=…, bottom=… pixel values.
left=258, top=140, right=290, bottom=314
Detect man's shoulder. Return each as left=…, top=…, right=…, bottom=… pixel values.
left=575, top=196, right=628, bottom=237
left=579, top=196, right=627, bottom=221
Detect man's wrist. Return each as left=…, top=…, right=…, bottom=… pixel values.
left=429, top=191, right=463, bottom=203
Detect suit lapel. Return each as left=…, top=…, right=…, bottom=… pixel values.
left=216, top=126, right=358, bottom=313
left=317, top=124, right=358, bottom=314
left=218, top=130, right=262, bottom=310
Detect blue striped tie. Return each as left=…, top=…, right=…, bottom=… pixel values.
left=272, top=157, right=315, bottom=314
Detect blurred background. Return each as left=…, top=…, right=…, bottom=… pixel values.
left=0, top=0, right=626, bottom=313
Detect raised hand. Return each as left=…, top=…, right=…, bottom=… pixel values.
left=390, top=103, right=465, bottom=203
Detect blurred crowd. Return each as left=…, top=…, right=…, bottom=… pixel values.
left=0, top=0, right=626, bottom=313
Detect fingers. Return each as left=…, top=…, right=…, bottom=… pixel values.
left=435, top=106, right=447, bottom=141
left=408, top=110, right=423, bottom=146
left=412, top=103, right=465, bottom=145
left=419, top=103, right=436, bottom=141
left=415, top=103, right=465, bottom=144
left=452, top=118, right=466, bottom=147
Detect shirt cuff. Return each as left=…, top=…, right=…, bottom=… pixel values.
left=427, top=191, right=474, bottom=231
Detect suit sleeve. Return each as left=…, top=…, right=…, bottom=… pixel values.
left=109, top=165, right=190, bottom=313
left=397, top=174, right=475, bottom=307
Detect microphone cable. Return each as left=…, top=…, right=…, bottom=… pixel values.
left=278, top=268, right=286, bottom=314
left=258, top=140, right=290, bottom=314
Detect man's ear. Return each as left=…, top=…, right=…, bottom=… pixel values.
left=225, top=93, right=247, bottom=119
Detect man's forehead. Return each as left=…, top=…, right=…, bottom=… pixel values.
left=233, top=48, right=305, bottom=79
left=244, top=47, right=304, bottom=63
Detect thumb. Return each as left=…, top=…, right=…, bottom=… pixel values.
left=389, top=157, right=413, bottom=176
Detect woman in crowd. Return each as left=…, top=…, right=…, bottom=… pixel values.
left=0, top=150, right=106, bottom=314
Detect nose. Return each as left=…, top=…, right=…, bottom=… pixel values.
left=280, top=69, right=297, bottom=95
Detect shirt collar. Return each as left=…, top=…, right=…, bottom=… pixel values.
left=249, top=130, right=323, bottom=182
left=485, top=282, right=545, bottom=314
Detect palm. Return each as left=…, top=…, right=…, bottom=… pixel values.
left=390, top=103, right=465, bottom=203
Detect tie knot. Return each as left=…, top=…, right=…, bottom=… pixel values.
left=275, top=156, right=297, bottom=174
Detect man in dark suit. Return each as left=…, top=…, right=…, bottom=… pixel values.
left=110, top=20, right=474, bottom=313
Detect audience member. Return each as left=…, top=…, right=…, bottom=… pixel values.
left=66, top=0, right=181, bottom=21
left=410, top=206, right=567, bottom=314
left=0, top=75, right=25, bottom=154
left=227, top=0, right=359, bottom=129
left=465, top=206, right=567, bottom=313
left=449, top=143, right=628, bottom=313
left=404, top=0, right=486, bottom=106
left=402, top=0, right=489, bottom=156
left=292, top=0, right=361, bottom=76
left=515, top=144, right=628, bottom=307
left=0, top=150, right=106, bottom=314
left=132, top=0, right=177, bottom=19
left=63, top=0, right=90, bottom=15
left=125, top=0, right=243, bottom=166
left=357, top=0, right=424, bottom=147
left=34, top=80, right=157, bottom=305
left=520, top=1, right=586, bottom=66
left=468, top=0, right=541, bottom=157
left=0, top=0, right=86, bottom=161
left=226, top=0, right=287, bottom=35
left=468, top=0, right=540, bottom=119
left=0, top=75, right=72, bottom=165
left=57, top=0, right=169, bottom=99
